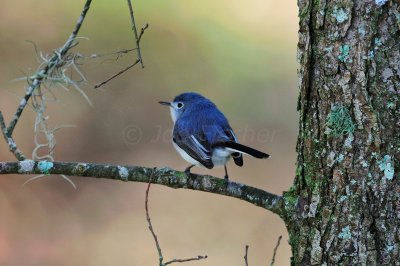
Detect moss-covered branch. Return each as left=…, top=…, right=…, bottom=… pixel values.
left=0, top=160, right=284, bottom=216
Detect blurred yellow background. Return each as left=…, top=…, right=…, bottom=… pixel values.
left=0, top=0, right=298, bottom=265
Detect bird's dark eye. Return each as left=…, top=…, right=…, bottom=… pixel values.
left=177, top=102, right=184, bottom=109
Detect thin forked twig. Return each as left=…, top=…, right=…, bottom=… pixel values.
left=244, top=245, right=249, bottom=266
left=270, top=235, right=282, bottom=266
left=137, top=23, right=149, bottom=44
left=94, top=59, right=140, bottom=89
left=145, top=172, right=164, bottom=265
left=93, top=20, right=148, bottom=88
left=93, top=0, right=148, bottom=89
left=164, top=256, right=208, bottom=265
left=126, top=0, right=146, bottom=68
left=91, top=48, right=137, bottom=62
left=145, top=171, right=207, bottom=265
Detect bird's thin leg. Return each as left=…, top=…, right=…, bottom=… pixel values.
left=224, top=165, right=229, bottom=181
left=184, top=164, right=195, bottom=177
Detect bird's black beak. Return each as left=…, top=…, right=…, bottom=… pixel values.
left=158, top=101, right=171, bottom=106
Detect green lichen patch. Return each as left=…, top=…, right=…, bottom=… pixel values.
left=358, top=27, right=366, bottom=37
left=367, top=50, right=374, bottom=60
left=324, top=46, right=333, bottom=53
left=38, top=160, right=53, bottom=174
left=374, top=37, right=383, bottom=47
left=337, top=154, right=345, bottom=163
left=386, top=102, right=395, bottom=109
left=378, top=155, right=395, bottom=180
left=338, top=225, right=352, bottom=239
left=338, top=44, right=351, bottom=63
left=332, top=7, right=348, bottom=24
left=283, top=186, right=299, bottom=215
left=325, top=105, right=355, bottom=137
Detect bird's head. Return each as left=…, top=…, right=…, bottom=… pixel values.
left=159, top=92, right=207, bottom=123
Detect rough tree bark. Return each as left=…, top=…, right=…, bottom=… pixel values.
left=282, top=0, right=399, bottom=265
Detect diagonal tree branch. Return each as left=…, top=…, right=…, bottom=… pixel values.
left=5, top=0, right=93, bottom=137
left=94, top=58, right=140, bottom=88
left=0, top=160, right=284, bottom=216
left=0, top=112, right=26, bottom=160
left=127, top=0, right=145, bottom=68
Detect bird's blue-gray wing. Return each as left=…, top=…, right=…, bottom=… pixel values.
left=173, top=122, right=214, bottom=169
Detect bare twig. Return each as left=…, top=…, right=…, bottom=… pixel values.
left=87, top=48, right=137, bottom=61
left=164, top=256, right=208, bottom=265
left=126, top=0, right=146, bottom=68
left=270, top=235, right=282, bottom=266
left=145, top=171, right=207, bottom=265
left=244, top=245, right=249, bottom=266
left=145, top=173, right=164, bottom=265
left=137, top=23, right=149, bottom=44
left=6, top=0, right=93, bottom=136
left=94, top=2, right=149, bottom=89
left=92, top=1, right=148, bottom=89
left=94, top=59, right=140, bottom=89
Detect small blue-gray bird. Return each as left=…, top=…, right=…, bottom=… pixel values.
left=159, top=92, right=270, bottom=180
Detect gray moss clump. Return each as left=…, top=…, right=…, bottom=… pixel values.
left=325, top=105, right=355, bottom=137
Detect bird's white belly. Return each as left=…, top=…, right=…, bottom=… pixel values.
left=211, top=147, right=231, bottom=167
left=173, top=143, right=232, bottom=168
left=173, top=142, right=202, bottom=166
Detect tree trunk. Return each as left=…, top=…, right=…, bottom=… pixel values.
left=283, top=0, right=399, bottom=265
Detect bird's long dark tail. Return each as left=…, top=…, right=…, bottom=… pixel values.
left=212, top=141, right=270, bottom=159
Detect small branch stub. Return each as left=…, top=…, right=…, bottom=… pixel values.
left=270, top=235, right=282, bottom=266
left=244, top=245, right=249, bottom=266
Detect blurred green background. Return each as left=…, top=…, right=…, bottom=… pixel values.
left=0, top=0, right=298, bottom=265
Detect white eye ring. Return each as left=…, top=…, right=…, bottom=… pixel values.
left=176, top=102, right=184, bottom=109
